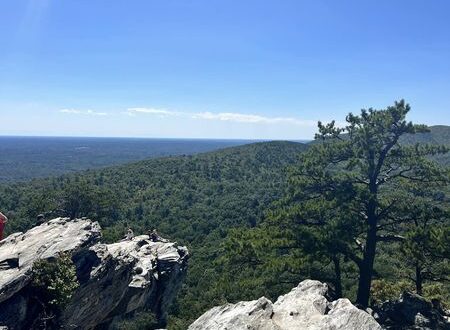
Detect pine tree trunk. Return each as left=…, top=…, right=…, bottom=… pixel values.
left=332, top=256, right=343, bottom=299
left=356, top=174, right=380, bottom=308
left=415, top=264, right=423, bottom=295
left=356, top=223, right=377, bottom=308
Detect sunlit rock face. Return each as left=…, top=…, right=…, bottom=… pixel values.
left=188, top=280, right=381, bottom=330
left=0, top=218, right=188, bottom=330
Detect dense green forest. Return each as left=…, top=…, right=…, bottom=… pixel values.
left=0, top=137, right=250, bottom=183
left=0, top=141, right=308, bottom=328
left=225, top=104, right=450, bottom=313
left=0, top=120, right=449, bottom=329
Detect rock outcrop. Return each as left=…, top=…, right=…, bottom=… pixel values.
left=0, top=218, right=188, bottom=330
left=375, top=291, right=450, bottom=330
left=188, top=280, right=381, bottom=330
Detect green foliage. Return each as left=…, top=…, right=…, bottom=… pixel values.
left=224, top=100, right=450, bottom=308
left=423, top=283, right=450, bottom=308
left=370, top=280, right=450, bottom=308
left=0, top=137, right=248, bottom=183
left=0, top=141, right=308, bottom=327
left=31, top=253, right=79, bottom=310
left=0, top=119, right=448, bottom=327
left=370, top=279, right=413, bottom=304
left=114, top=312, right=159, bottom=330
left=399, top=223, right=450, bottom=292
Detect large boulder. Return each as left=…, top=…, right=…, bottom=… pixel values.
left=0, top=218, right=188, bottom=330
left=189, top=279, right=381, bottom=330
left=188, top=297, right=278, bottom=330
left=376, top=291, right=450, bottom=329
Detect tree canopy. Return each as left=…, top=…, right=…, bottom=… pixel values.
left=0, top=108, right=449, bottom=327
left=225, top=100, right=450, bottom=308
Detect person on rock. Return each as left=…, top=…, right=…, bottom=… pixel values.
left=125, top=228, right=134, bottom=240
left=148, top=228, right=169, bottom=243
left=0, top=211, right=8, bottom=241
left=149, top=228, right=161, bottom=242
left=36, top=214, right=46, bottom=225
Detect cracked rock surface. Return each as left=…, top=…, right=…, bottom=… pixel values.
left=188, top=280, right=381, bottom=330
left=0, top=218, right=188, bottom=330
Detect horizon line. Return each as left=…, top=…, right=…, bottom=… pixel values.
left=0, top=134, right=312, bottom=142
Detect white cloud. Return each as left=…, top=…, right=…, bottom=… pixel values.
left=59, top=109, right=108, bottom=116
left=127, top=107, right=181, bottom=116
left=125, top=107, right=317, bottom=127
left=193, top=111, right=316, bottom=126
left=60, top=109, right=81, bottom=114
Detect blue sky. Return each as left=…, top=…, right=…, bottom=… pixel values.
left=1, top=0, right=449, bottom=139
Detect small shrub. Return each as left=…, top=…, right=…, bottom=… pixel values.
left=423, top=283, right=450, bottom=309
left=31, top=252, right=79, bottom=311
left=370, top=279, right=413, bottom=305
left=115, top=312, right=159, bottom=330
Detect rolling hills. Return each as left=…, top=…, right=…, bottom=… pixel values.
left=0, top=140, right=308, bottom=328
left=0, top=137, right=251, bottom=183
left=0, top=125, right=448, bottom=328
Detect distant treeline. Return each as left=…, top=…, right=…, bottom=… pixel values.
left=0, top=137, right=251, bottom=183
left=0, top=119, right=449, bottom=329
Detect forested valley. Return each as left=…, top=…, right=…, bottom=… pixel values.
left=0, top=102, right=449, bottom=329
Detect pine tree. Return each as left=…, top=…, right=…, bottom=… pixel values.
left=229, top=100, right=450, bottom=307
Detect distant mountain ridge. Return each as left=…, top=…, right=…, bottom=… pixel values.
left=0, top=125, right=448, bottom=328
left=1, top=125, right=448, bottom=183
left=0, top=140, right=308, bottom=327
left=309, top=125, right=450, bottom=165
left=0, top=137, right=252, bottom=183
left=400, top=125, right=450, bottom=145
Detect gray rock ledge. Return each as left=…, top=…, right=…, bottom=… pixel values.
left=189, top=280, right=381, bottom=330
left=0, top=218, right=188, bottom=330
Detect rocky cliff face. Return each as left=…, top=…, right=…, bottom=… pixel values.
left=0, top=218, right=188, bottom=330
left=188, top=280, right=381, bottom=330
